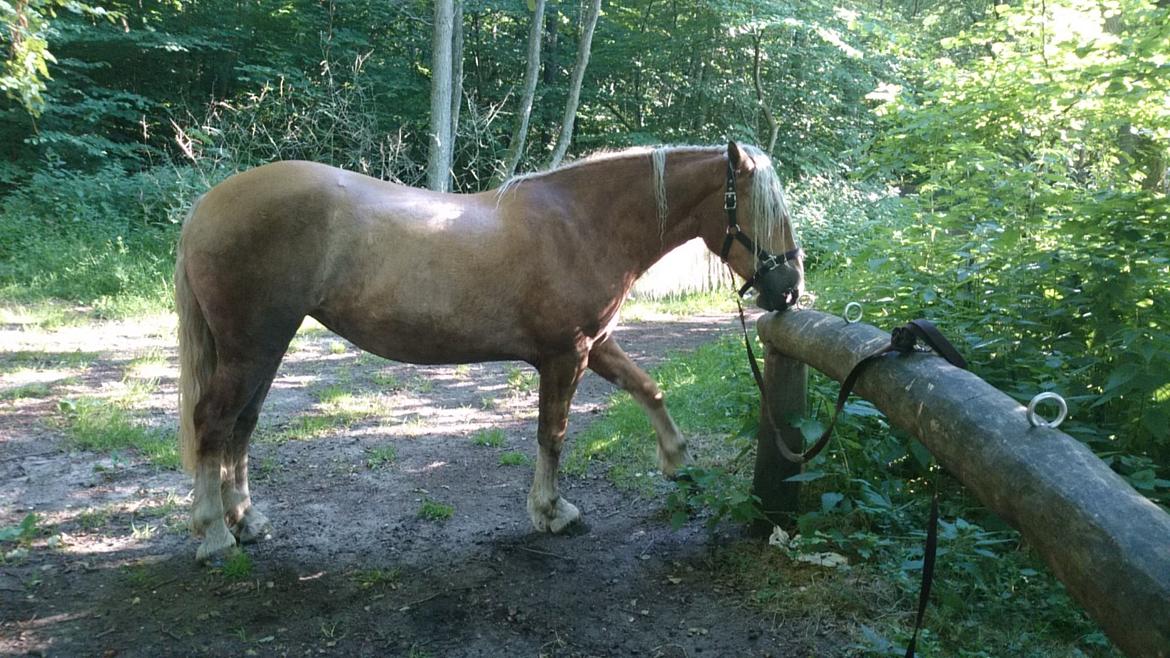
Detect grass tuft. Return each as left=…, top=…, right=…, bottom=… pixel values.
left=471, top=428, right=506, bottom=448
left=417, top=499, right=454, bottom=522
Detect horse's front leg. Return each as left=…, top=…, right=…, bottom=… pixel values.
left=587, top=337, right=687, bottom=476
left=528, top=351, right=587, bottom=533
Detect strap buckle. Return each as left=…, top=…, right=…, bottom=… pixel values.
left=724, top=191, right=737, bottom=210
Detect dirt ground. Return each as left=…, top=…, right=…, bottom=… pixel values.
left=0, top=310, right=847, bottom=657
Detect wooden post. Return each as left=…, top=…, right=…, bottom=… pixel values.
left=756, top=309, right=1170, bottom=658
left=751, top=347, right=806, bottom=532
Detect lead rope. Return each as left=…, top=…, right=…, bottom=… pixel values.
left=731, top=286, right=965, bottom=657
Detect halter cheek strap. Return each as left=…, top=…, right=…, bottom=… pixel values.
left=720, top=160, right=802, bottom=298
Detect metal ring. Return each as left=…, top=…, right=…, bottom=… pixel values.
left=1027, top=392, right=1068, bottom=429
left=797, top=292, right=815, bottom=309
left=843, top=302, right=863, bottom=324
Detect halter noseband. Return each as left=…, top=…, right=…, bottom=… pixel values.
left=719, top=159, right=802, bottom=304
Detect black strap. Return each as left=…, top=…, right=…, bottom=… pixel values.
left=905, top=485, right=940, bottom=658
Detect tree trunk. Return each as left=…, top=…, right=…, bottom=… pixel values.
left=545, top=0, right=601, bottom=169
left=752, top=29, right=779, bottom=154
left=499, top=0, right=547, bottom=182
left=449, top=0, right=464, bottom=188
left=427, top=0, right=455, bottom=192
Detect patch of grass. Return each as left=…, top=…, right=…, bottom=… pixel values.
left=409, top=375, right=435, bottom=394
left=371, top=371, right=403, bottom=390
left=0, top=382, right=54, bottom=401
left=57, top=397, right=179, bottom=469
left=453, top=364, right=472, bottom=378
left=220, top=551, right=253, bottom=581
left=352, top=567, right=401, bottom=589
left=471, top=427, right=506, bottom=448
left=479, top=396, right=497, bottom=410
left=0, top=350, right=99, bottom=374
left=0, top=303, right=92, bottom=329
left=621, top=290, right=737, bottom=321
left=328, top=340, right=348, bottom=355
left=366, top=444, right=398, bottom=468
left=126, top=349, right=169, bottom=379
left=505, top=365, right=537, bottom=394
left=77, top=507, right=112, bottom=531
left=417, top=499, right=454, bottom=522
left=499, top=451, right=530, bottom=466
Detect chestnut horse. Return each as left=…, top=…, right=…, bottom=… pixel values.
left=175, top=142, right=803, bottom=562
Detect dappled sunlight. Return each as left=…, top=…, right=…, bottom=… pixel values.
left=404, top=460, right=449, bottom=474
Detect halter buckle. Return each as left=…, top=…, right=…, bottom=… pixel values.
left=723, top=191, right=737, bottom=210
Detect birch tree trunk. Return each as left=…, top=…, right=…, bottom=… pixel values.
left=499, top=0, right=547, bottom=181
left=449, top=0, right=464, bottom=178
left=545, top=0, right=601, bottom=169
left=752, top=29, right=779, bottom=154
left=427, top=0, right=455, bottom=192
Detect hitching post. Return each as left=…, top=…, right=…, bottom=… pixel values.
left=751, top=346, right=807, bottom=532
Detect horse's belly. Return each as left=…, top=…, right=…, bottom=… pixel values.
left=310, top=311, right=533, bottom=366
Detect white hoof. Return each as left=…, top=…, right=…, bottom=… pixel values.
left=528, top=496, right=581, bottom=533
left=196, top=521, right=238, bottom=563
left=232, top=509, right=273, bottom=545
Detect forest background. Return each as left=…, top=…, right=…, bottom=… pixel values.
left=1, top=0, right=1168, bottom=654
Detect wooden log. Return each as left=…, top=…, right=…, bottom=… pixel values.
left=757, top=309, right=1170, bottom=658
left=751, top=347, right=806, bottom=531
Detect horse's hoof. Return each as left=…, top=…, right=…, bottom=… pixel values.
left=528, top=497, right=581, bottom=534
left=196, top=528, right=239, bottom=564
left=232, top=510, right=273, bottom=545
left=658, top=444, right=689, bottom=479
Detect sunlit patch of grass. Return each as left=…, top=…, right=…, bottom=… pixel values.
left=0, top=381, right=55, bottom=401
left=499, top=451, right=530, bottom=466
left=0, top=350, right=99, bottom=375
left=126, top=349, right=170, bottom=380
left=418, top=499, right=454, bottom=521
left=505, top=365, right=537, bottom=394
left=453, top=364, right=472, bottom=378
left=262, top=388, right=386, bottom=443
left=621, top=290, right=737, bottom=321
left=77, top=507, right=112, bottom=531
left=0, top=302, right=96, bottom=328
left=57, top=397, right=179, bottom=469
left=472, top=428, right=506, bottom=447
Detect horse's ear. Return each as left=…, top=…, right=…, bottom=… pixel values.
left=727, top=141, right=744, bottom=169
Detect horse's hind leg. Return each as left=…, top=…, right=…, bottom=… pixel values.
left=528, top=352, right=587, bottom=533
left=223, top=378, right=277, bottom=544
left=587, top=337, right=687, bottom=476
left=191, top=354, right=284, bottom=562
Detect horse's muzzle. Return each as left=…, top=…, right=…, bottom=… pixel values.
left=754, top=262, right=804, bottom=312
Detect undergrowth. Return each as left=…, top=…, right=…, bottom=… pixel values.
left=570, top=291, right=1122, bottom=656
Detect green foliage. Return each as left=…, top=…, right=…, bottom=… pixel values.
left=0, top=513, right=39, bottom=544
left=219, top=551, right=253, bottom=581
left=417, top=499, right=454, bottom=522
left=365, top=444, right=397, bottom=469
left=57, top=396, right=178, bottom=469
left=498, top=451, right=530, bottom=466
left=471, top=427, right=506, bottom=447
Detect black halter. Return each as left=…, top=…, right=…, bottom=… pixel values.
left=719, top=160, right=803, bottom=301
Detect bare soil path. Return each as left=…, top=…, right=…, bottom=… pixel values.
left=0, top=311, right=845, bottom=657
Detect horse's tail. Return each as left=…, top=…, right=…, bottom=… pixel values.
left=176, top=196, right=215, bottom=474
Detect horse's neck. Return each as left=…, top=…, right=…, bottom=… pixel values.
left=545, top=149, right=724, bottom=273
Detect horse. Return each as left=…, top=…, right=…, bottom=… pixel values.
left=175, top=141, right=804, bottom=562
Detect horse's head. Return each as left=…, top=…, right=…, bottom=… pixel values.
left=711, top=141, right=804, bottom=311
